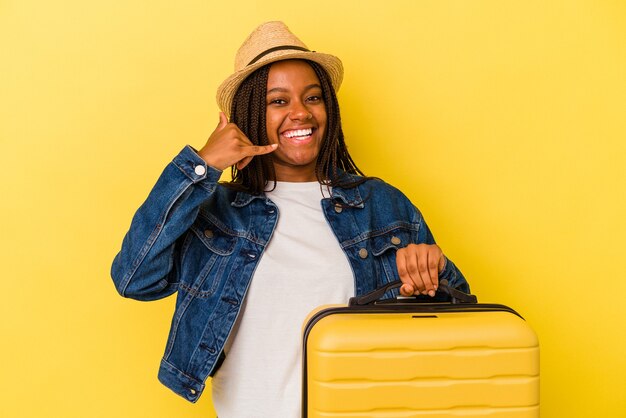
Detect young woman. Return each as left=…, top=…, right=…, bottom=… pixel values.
left=111, top=21, right=469, bottom=417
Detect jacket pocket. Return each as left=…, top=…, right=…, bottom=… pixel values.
left=369, top=227, right=415, bottom=289
left=179, top=216, right=238, bottom=298
left=370, top=228, right=412, bottom=257
left=190, top=215, right=238, bottom=256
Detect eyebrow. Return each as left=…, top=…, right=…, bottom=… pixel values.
left=266, top=83, right=322, bottom=95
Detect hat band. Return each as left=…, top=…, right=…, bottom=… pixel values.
left=247, top=45, right=311, bottom=66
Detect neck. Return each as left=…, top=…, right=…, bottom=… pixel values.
left=272, top=163, right=318, bottom=182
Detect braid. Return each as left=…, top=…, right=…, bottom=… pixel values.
left=224, top=59, right=368, bottom=195
left=229, top=65, right=276, bottom=192
left=307, top=61, right=366, bottom=188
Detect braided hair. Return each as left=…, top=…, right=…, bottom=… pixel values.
left=227, top=59, right=368, bottom=195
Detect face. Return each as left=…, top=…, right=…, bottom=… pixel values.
left=265, top=60, right=327, bottom=182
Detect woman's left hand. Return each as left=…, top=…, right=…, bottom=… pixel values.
left=396, top=244, right=446, bottom=297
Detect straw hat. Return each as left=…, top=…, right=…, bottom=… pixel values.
left=216, top=21, right=344, bottom=117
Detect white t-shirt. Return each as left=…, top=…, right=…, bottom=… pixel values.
left=211, top=181, right=354, bottom=417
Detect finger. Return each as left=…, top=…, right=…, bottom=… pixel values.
left=241, top=143, right=278, bottom=157
left=235, top=144, right=278, bottom=170
left=416, top=250, right=434, bottom=296
left=217, top=112, right=228, bottom=130
left=427, top=250, right=440, bottom=297
left=406, top=250, right=427, bottom=295
left=395, top=250, right=415, bottom=296
left=400, top=283, right=414, bottom=297
left=438, top=254, right=446, bottom=273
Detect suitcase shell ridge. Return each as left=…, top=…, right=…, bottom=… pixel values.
left=302, top=303, right=539, bottom=418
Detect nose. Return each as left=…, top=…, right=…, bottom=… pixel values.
left=288, top=100, right=311, bottom=121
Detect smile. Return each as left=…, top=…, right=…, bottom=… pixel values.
left=282, top=128, right=314, bottom=139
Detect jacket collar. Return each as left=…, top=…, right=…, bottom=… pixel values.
left=231, top=192, right=266, bottom=207
left=230, top=171, right=366, bottom=209
left=330, top=182, right=365, bottom=208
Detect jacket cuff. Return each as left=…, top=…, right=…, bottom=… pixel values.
left=172, top=145, right=223, bottom=188
left=158, top=358, right=205, bottom=403
left=438, top=255, right=456, bottom=284
left=438, top=257, right=470, bottom=294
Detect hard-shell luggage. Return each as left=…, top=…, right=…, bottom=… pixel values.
left=302, top=280, right=539, bottom=417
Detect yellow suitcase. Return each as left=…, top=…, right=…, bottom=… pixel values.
left=302, top=280, right=539, bottom=417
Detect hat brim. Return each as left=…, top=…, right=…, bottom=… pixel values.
left=216, top=50, right=343, bottom=118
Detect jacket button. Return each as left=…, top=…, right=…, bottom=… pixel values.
left=334, top=204, right=343, bottom=213
left=189, top=388, right=197, bottom=395
left=358, top=248, right=368, bottom=259
left=204, top=229, right=214, bottom=238
left=194, top=165, right=206, bottom=176
left=391, top=236, right=401, bottom=245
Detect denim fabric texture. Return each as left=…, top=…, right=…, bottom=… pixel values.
left=110, top=145, right=469, bottom=402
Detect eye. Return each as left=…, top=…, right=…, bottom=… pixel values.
left=306, top=95, right=322, bottom=103
left=268, top=98, right=287, bottom=106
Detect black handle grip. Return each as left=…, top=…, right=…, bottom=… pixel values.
left=349, top=279, right=477, bottom=306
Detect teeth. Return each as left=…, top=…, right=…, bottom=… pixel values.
left=284, top=128, right=313, bottom=138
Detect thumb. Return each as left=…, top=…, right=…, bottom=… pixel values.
left=217, top=112, right=228, bottom=130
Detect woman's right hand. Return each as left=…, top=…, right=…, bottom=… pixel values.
left=198, top=112, right=278, bottom=171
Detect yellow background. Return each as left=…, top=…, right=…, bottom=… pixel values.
left=1, top=0, right=625, bottom=416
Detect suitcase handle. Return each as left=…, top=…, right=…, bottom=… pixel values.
left=349, top=279, right=478, bottom=306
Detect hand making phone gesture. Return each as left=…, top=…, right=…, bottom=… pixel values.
left=199, top=112, right=277, bottom=171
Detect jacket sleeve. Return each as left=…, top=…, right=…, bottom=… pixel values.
left=414, top=208, right=471, bottom=294
left=110, top=146, right=223, bottom=301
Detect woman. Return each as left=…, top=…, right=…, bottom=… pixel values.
left=111, top=21, right=469, bottom=416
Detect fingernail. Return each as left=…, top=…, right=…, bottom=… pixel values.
left=429, top=290, right=435, bottom=297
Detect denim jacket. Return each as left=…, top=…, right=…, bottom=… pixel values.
left=111, top=145, right=468, bottom=403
